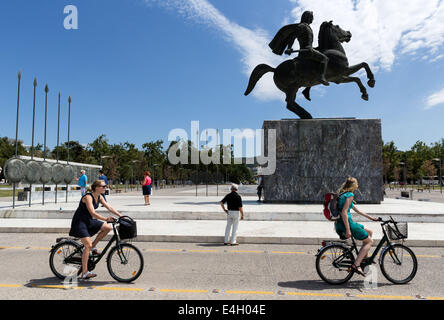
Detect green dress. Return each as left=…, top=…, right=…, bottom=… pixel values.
left=334, top=192, right=369, bottom=240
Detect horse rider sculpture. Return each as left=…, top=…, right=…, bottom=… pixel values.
left=244, top=11, right=375, bottom=119
left=268, top=11, right=330, bottom=86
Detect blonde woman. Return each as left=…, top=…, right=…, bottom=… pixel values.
left=69, top=180, right=122, bottom=279
left=335, top=177, right=379, bottom=276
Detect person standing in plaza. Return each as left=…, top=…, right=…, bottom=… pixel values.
left=98, top=170, right=109, bottom=203
left=77, top=170, right=88, bottom=197
left=257, top=175, right=264, bottom=202
left=142, top=171, right=152, bottom=205
left=220, top=184, right=244, bottom=246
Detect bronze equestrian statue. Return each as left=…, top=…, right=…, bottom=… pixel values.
left=244, top=11, right=375, bottom=119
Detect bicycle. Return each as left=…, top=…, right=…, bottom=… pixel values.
left=49, top=216, right=144, bottom=283
left=316, top=216, right=417, bottom=285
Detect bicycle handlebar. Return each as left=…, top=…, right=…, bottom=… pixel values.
left=378, top=216, right=398, bottom=225
left=110, top=215, right=134, bottom=224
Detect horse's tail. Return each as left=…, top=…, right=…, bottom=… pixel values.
left=244, top=64, right=275, bottom=96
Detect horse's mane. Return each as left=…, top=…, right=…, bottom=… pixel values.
left=318, top=21, right=332, bottom=50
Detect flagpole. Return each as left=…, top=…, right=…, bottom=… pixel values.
left=66, top=96, right=71, bottom=203
left=29, top=78, right=37, bottom=207
left=42, top=84, right=49, bottom=205
left=13, top=71, right=22, bottom=209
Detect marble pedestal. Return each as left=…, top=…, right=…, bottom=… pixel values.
left=262, top=118, right=383, bottom=204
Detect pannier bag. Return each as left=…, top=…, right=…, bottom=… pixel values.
left=323, top=192, right=345, bottom=221
left=118, top=216, right=137, bottom=240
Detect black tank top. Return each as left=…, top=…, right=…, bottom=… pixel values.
left=73, top=193, right=101, bottom=222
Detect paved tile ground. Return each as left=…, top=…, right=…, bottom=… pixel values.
left=0, top=186, right=444, bottom=246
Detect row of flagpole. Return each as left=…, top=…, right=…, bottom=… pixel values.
left=12, top=70, right=72, bottom=209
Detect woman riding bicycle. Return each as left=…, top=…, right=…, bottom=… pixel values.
left=69, top=180, right=122, bottom=279
left=335, top=177, right=379, bottom=276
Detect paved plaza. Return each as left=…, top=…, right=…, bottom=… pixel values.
left=0, top=186, right=444, bottom=246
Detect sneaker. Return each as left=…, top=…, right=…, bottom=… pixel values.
left=80, top=271, right=97, bottom=280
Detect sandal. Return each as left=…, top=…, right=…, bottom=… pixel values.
left=80, top=271, right=97, bottom=280
left=351, top=264, right=366, bottom=277
left=91, top=248, right=101, bottom=255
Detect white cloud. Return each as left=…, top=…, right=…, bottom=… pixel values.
left=430, top=54, right=444, bottom=62
left=425, top=87, right=444, bottom=109
left=146, top=0, right=444, bottom=101
left=144, top=0, right=285, bottom=101
left=291, top=0, right=444, bottom=71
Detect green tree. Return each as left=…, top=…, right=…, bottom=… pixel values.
left=105, top=156, right=120, bottom=183
left=382, top=141, right=401, bottom=183
left=405, top=141, right=433, bottom=183
left=87, top=134, right=111, bottom=164
left=421, top=160, right=437, bottom=181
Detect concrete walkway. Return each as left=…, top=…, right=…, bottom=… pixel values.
left=1, top=189, right=444, bottom=247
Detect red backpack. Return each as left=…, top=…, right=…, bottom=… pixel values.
left=323, top=192, right=345, bottom=221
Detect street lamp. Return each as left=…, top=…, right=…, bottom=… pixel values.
left=131, top=160, right=139, bottom=191
left=100, top=155, right=111, bottom=167
left=152, top=163, right=159, bottom=190
left=432, top=158, right=442, bottom=194
left=399, top=162, right=406, bottom=189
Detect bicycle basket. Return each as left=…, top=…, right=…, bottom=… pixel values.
left=386, top=222, right=408, bottom=240
left=118, top=217, right=137, bottom=240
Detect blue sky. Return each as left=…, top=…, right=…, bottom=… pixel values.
left=1, top=0, right=444, bottom=155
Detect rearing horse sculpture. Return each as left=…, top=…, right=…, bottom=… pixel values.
left=244, top=21, right=375, bottom=119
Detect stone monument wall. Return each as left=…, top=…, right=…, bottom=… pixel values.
left=262, top=118, right=383, bottom=204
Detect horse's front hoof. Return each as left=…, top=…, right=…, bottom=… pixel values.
left=362, top=93, right=369, bottom=101
left=368, top=79, right=375, bottom=88
left=302, top=93, right=311, bottom=101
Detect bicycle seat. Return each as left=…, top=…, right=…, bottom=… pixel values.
left=56, top=237, right=79, bottom=243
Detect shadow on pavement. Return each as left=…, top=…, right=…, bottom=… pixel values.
left=174, top=202, right=219, bottom=205
left=125, top=204, right=152, bottom=207
left=197, top=243, right=227, bottom=247
left=24, top=277, right=116, bottom=289
left=278, top=279, right=395, bottom=291
left=174, top=200, right=264, bottom=206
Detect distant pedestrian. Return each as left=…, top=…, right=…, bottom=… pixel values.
left=98, top=170, right=109, bottom=202
left=220, top=184, right=244, bottom=246
left=98, top=170, right=108, bottom=186
left=142, top=171, right=152, bottom=205
left=77, top=170, right=88, bottom=197
left=257, top=175, right=264, bottom=202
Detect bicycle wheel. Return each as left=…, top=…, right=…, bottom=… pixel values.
left=316, top=244, right=355, bottom=285
left=49, top=241, right=82, bottom=280
left=380, top=243, right=417, bottom=284
left=107, top=243, right=144, bottom=283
